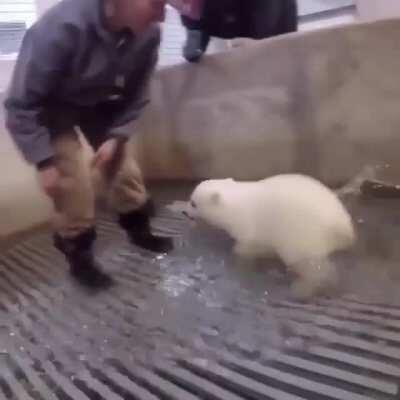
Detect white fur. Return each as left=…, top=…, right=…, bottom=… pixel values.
left=187, top=174, right=356, bottom=298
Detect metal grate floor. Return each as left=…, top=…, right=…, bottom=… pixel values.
left=1, top=184, right=400, bottom=400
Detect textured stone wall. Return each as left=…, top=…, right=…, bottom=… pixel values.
left=2, top=18, right=400, bottom=238
left=134, top=18, right=400, bottom=185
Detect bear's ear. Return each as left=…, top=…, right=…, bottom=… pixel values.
left=210, top=191, right=222, bottom=205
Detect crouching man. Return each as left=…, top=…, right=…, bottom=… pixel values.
left=5, top=0, right=173, bottom=289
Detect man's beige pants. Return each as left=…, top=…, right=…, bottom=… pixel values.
left=50, top=129, right=147, bottom=238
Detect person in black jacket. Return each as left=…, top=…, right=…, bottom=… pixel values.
left=181, top=0, right=298, bottom=62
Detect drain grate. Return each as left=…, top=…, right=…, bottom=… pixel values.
left=0, top=211, right=399, bottom=400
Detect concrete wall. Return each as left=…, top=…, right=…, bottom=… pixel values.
left=2, top=18, right=400, bottom=239
left=0, top=93, right=52, bottom=240
left=135, top=18, right=400, bottom=184
left=357, top=0, right=400, bottom=21
left=0, top=60, right=15, bottom=93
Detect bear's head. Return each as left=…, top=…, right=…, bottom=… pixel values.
left=185, top=178, right=235, bottom=230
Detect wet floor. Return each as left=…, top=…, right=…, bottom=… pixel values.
left=1, top=181, right=400, bottom=399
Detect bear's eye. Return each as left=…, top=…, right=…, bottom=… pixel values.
left=190, top=201, right=197, bottom=208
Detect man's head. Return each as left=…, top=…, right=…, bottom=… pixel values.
left=107, top=0, right=166, bottom=33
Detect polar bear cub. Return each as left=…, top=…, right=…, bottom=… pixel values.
left=186, top=174, right=356, bottom=298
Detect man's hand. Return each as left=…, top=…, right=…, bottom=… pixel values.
left=92, top=137, right=127, bottom=179
left=92, top=138, right=121, bottom=169
left=38, top=164, right=61, bottom=199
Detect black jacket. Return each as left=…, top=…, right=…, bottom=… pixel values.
left=182, top=0, right=298, bottom=39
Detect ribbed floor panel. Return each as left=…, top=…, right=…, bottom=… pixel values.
left=1, top=184, right=399, bottom=400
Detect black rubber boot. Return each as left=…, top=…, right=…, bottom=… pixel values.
left=54, top=229, right=113, bottom=290
left=119, top=200, right=173, bottom=253
left=183, top=29, right=210, bottom=62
